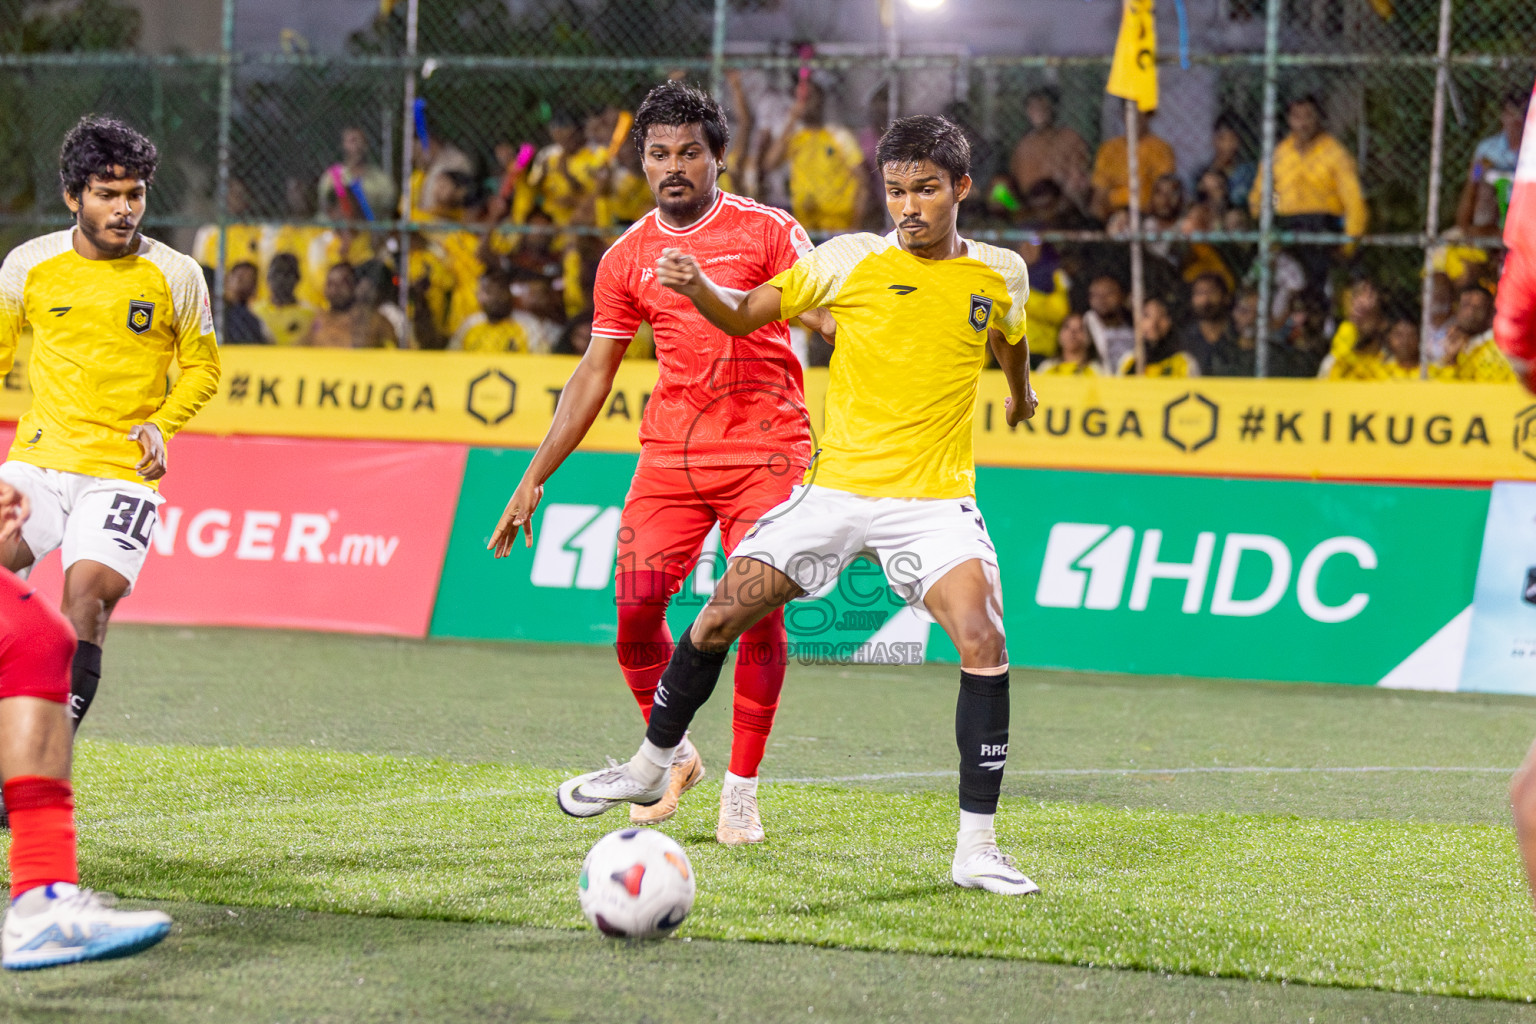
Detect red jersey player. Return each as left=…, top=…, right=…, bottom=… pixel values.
left=1497, top=84, right=1536, bottom=909
left=489, top=81, right=829, bottom=845
left=0, top=479, right=171, bottom=968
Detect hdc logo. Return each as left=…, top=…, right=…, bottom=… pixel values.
left=530, top=504, right=722, bottom=593
left=1035, top=523, right=1377, bottom=623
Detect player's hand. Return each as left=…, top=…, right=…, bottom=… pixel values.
left=655, top=248, right=705, bottom=298
left=489, top=478, right=543, bottom=557
left=129, top=422, right=167, bottom=481
left=1005, top=385, right=1038, bottom=427
left=0, top=481, right=29, bottom=548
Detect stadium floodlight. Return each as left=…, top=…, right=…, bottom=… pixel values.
left=905, top=0, right=946, bottom=9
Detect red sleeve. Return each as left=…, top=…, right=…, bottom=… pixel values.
left=591, top=241, right=642, bottom=341
left=1495, top=245, right=1536, bottom=392
left=766, top=212, right=815, bottom=277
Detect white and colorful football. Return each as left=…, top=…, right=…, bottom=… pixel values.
left=578, top=827, right=695, bottom=939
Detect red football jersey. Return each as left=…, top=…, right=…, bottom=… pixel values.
left=1497, top=82, right=1536, bottom=390
left=592, top=190, right=815, bottom=470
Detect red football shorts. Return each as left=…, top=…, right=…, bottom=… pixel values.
left=0, top=569, right=74, bottom=703
left=616, top=462, right=800, bottom=588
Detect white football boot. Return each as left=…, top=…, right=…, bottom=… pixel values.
left=557, top=757, right=669, bottom=819
left=716, top=776, right=765, bottom=845
left=3, top=884, right=171, bottom=970
left=951, top=830, right=1040, bottom=896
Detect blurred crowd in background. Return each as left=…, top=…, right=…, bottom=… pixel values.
left=198, top=68, right=1528, bottom=383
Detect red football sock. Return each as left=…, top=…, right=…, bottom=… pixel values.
left=615, top=571, right=679, bottom=724
left=5, top=776, right=77, bottom=899
left=729, top=609, right=787, bottom=777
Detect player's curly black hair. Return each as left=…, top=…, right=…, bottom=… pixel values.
left=631, top=80, right=729, bottom=160
left=876, top=114, right=971, bottom=186
left=58, top=115, right=158, bottom=200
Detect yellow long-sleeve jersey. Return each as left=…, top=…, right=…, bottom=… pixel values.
left=0, top=230, right=221, bottom=486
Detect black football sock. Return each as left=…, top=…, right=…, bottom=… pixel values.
left=646, top=628, right=729, bottom=750
left=956, top=668, right=1010, bottom=815
left=70, top=641, right=102, bottom=731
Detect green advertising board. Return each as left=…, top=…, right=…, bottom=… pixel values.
left=431, top=450, right=1488, bottom=687
left=431, top=447, right=911, bottom=654
left=970, top=467, right=1486, bottom=685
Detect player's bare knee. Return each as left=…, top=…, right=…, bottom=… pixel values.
left=61, top=596, right=112, bottom=645
left=953, top=620, right=1007, bottom=669
left=690, top=604, right=743, bottom=653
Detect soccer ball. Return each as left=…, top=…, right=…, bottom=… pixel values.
left=578, top=827, right=696, bottom=939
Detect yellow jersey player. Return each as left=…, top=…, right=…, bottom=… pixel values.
left=556, top=115, right=1045, bottom=896
left=0, top=115, right=221, bottom=734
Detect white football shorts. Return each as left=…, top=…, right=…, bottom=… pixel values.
left=0, top=461, right=162, bottom=593
left=733, top=483, right=999, bottom=615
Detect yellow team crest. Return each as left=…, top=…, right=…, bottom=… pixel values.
left=968, top=294, right=993, bottom=333
left=127, top=299, right=155, bottom=335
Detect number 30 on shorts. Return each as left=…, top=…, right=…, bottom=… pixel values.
left=101, top=493, right=157, bottom=550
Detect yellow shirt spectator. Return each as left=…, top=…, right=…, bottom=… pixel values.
left=1454, top=333, right=1517, bottom=382
left=191, top=222, right=264, bottom=271
left=598, top=168, right=655, bottom=227
left=1327, top=347, right=1390, bottom=380
left=251, top=299, right=316, bottom=347
left=1249, top=132, right=1368, bottom=237
left=450, top=313, right=527, bottom=353
left=1120, top=350, right=1199, bottom=377
left=1037, top=358, right=1102, bottom=376
left=1381, top=359, right=1454, bottom=380
left=1022, top=269, right=1070, bottom=358
left=513, top=142, right=600, bottom=226
left=1091, top=134, right=1176, bottom=214
left=259, top=223, right=325, bottom=305
left=785, top=125, right=865, bottom=232
left=305, top=230, right=375, bottom=292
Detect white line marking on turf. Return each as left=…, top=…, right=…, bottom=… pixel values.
left=769, top=766, right=1515, bottom=784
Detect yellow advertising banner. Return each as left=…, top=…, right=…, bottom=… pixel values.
left=2, top=347, right=1532, bottom=482
left=976, top=374, right=1536, bottom=482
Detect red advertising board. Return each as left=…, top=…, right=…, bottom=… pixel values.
left=2, top=428, right=467, bottom=637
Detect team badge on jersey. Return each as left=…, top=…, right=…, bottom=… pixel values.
left=127, top=299, right=155, bottom=335
left=968, top=294, right=993, bottom=333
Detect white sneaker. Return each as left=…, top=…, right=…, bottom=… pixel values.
left=951, top=831, right=1040, bottom=896
left=2, top=883, right=171, bottom=970
left=556, top=757, right=668, bottom=819
left=716, top=778, right=765, bottom=845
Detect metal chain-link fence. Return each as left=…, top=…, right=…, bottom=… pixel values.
left=0, top=0, right=1531, bottom=374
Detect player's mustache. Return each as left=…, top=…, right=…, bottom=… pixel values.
left=900, top=219, right=925, bottom=229
left=660, top=176, right=691, bottom=189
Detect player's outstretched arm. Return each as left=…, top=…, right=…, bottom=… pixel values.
left=655, top=247, right=785, bottom=337
left=990, top=328, right=1038, bottom=427
left=489, top=334, right=629, bottom=557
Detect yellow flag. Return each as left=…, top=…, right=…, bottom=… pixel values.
left=1106, top=0, right=1158, bottom=113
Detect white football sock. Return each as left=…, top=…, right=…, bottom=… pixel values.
left=633, top=740, right=676, bottom=786
left=959, top=810, right=995, bottom=836
left=723, top=771, right=758, bottom=794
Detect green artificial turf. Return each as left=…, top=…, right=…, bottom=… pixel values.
left=4, top=904, right=1530, bottom=1024
left=0, top=623, right=1528, bottom=1022
left=96, top=627, right=1536, bottom=825
left=64, top=738, right=1536, bottom=1001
